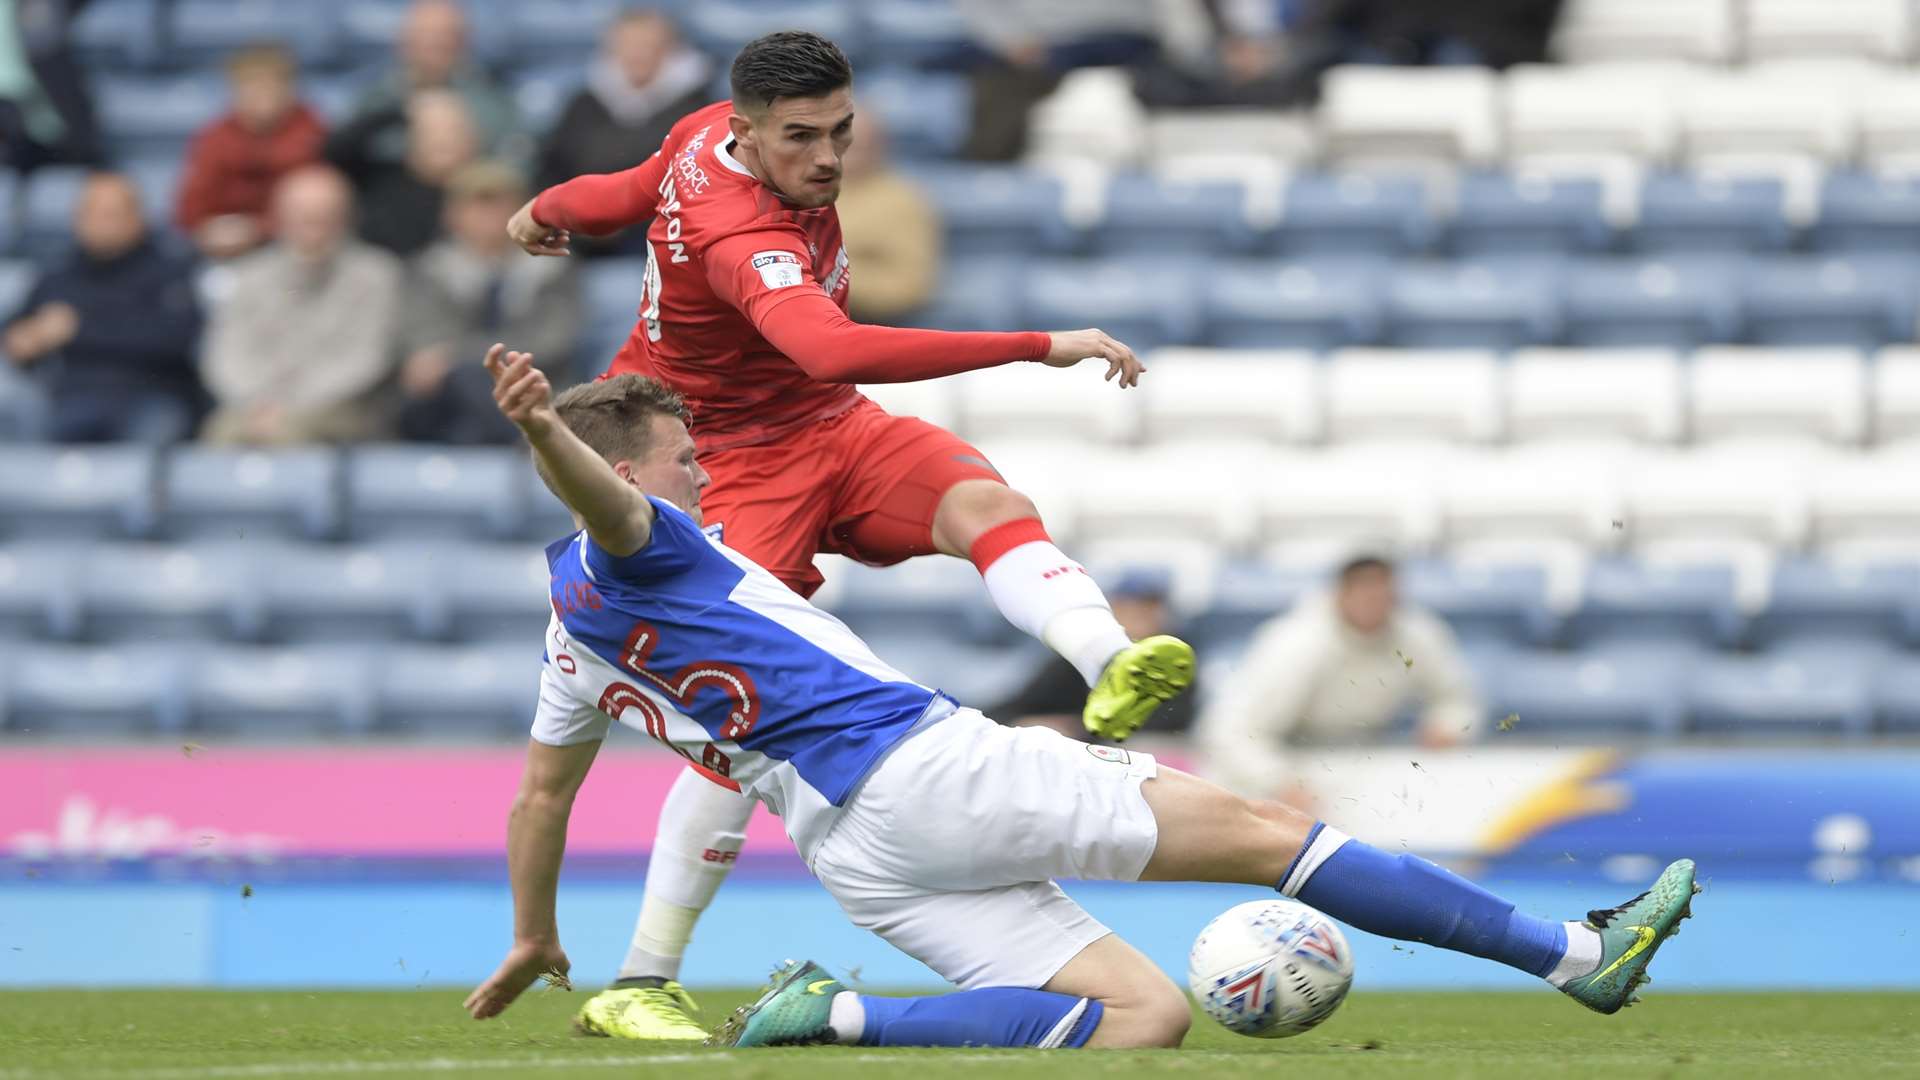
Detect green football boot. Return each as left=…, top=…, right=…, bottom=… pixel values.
left=1562, top=858, right=1701, bottom=1015
left=709, top=960, right=846, bottom=1047
left=573, top=978, right=708, bottom=1040
left=1082, top=634, right=1195, bottom=742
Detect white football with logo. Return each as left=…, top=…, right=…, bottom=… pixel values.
left=1188, top=899, right=1354, bottom=1038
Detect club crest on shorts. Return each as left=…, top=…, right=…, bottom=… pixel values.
left=1086, top=745, right=1131, bottom=765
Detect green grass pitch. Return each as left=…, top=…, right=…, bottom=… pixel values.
left=2, top=989, right=1916, bottom=1078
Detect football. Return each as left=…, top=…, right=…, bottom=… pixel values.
left=1188, top=899, right=1355, bottom=1038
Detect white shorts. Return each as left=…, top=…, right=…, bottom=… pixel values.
left=809, top=708, right=1161, bottom=990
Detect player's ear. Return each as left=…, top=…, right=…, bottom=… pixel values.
left=726, top=108, right=757, bottom=149
left=611, top=459, right=642, bottom=488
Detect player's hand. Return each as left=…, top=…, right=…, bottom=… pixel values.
left=1041, top=328, right=1146, bottom=388
left=484, top=343, right=557, bottom=436
left=508, top=197, right=572, bottom=257
left=465, top=938, right=571, bottom=1020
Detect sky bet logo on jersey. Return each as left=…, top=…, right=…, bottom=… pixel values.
left=752, top=251, right=804, bottom=290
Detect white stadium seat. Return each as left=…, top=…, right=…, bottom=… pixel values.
left=1744, top=0, right=1914, bottom=63
left=967, top=438, right=1092, bottom=540
left=1441, top=448, right=1627, bottom=551
left=1067, top=445, right=1264, bottom=550
left=1502, top=63, right=1680, bottom=166
left=858, top=380, right=958, bottom=431
left=1026, top=68, right=1145, bottom=168
left=1551, top=0, right=1736, bottom=64
left=1622, top=448, right=1812, bottom=549
left=1252, top=447, right=1446, bottom=559
left=1809, top=447, right=1920, bottom=549
left=1852, top=73, right=1920, bottom=170
left=1318, top=66, right=1500, bottom=168
left=1678, top=74, right=1855, bottom=167
left=1323, top=349, right=1502, bottom=444
left=1688, top=347, right=1869, bottom=445
left=1145, top=110, right=1316, bottom=169
left=952, top=364, right=1140, bottom=445
left=1871, top=346, right=1920, bottom=446
left=1138, top=349, right=1321, bottom=445
left=1506, top=348, right=1685, bottom=444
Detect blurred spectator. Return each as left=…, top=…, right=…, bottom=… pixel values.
left=2, top=172, right=204, bottom=442
left=1135, top=0, right=1309, bottom=108
left=175, top=45, right=327, bottom=261
left=395, top=161, right=580, bottom=444
left=836, top=112, right=939, bottom=326
left=201, top=166, right=401, bottom=445
left=990, top=567, right=1199, bottom=740
left=535, top=9, right=710, bottom=191
left=0, top=0, right=101, bottom=171
left=1198, top=556, right=1483, bottom=799
left=332, top=0, right=518, bottom=171
left=1286, top=0, right=1563, bottom=81
left=953, top=0, right=1161, bottom=161
left=329, top=88, right=479, bottom=258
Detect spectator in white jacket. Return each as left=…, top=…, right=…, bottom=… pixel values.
left=1199, top=555, right=1483, bottom=800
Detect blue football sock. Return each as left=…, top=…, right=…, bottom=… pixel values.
left=852, top=988, right=1103, bottom=1048
left=1283, top=823, right=1569, bottom=979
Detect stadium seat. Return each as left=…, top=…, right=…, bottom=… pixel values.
left=166, top=0, right=340, bottom=68
left=1855, top=73, right=1920, bottom=170
left=0, top=363, right=47, bottom=443
left=188, top=646, right=376, bottom=735
left=1501, top=63, right=1678, bottom=165
left=1750, top=557, right=1920, bottom=649
left=498, top=0, right=630, bottom=65
left=1027, top=68, right=1148, bottom=168
left=123, top=154, right=183, bottom=224
left=859, top=0, right=972, bottom=67
left=1092, top=173, right=1257, bottom=256
left=344, top=445, right=523, bottom=541
left=1486, top=643, right=1690, bottom=736
left=1317, top=66, right=1499, bottom=168
left=1744, top=0, right=1914, bottom=62
left=951, top=363, right=1138, bottom=445
left=1741, top=258, right=1912, bottom=349
left=522, top=462, right=575, bottom=543
left=1505, top=348, right=1684, bottom=444
left=1066, top=445, right=1259, bottom=551
left=1872, top=346, right=1920, bottom=445
left=335, top=0, right=514, bottom=68
left=0, top=258, right=31, bottom=320
left=1630, top=174, right=1792, bottom=254
left=1144, top=111, right=1316, bottom=168
left=827, top=557, right=1006, bottom=647
left=428, top=543, right=552, bottom=643
left=1808, top=450, right=1920, bottom=549
left=72, top=543, right=258, bottom=643
left=1874, top=655, right=1920, bottom=732
left=871, top=634, right=1048, bottom=708
left=1380, top=260, right=1560, bottom=350
left=906, top=256, right=1024, bottom=333
left=1562, top=557, right=1743, bottom=648
left=72, top=0, right=163, bottom=71
left=1323, top=349, right=1502, bottom=444
left=683, top=1, right=860, bottom=60
left=1275, top=173, right=1436, bottom=256
left=1019, top=258, right=1201, bottom=354
left=1686, top=652, right=1875, bottom=737
left=904, top=165, right=1074, bottom=256
left=254, top=543, right=434, bottom=644
left=1622, top=448, right=1811, bottom=550
left=1561, top=258, right=1742, bottom=348
left=513, top=62, right=586, bottom=136
left=578, top=258, right=645, bottom=378
left=0, top=544, right=81, bottom=642
left=18, top=168, right=89, bottom=258
left=1448, top=172, right=1611, bottom=255
left=1688, top=347, right=1868, bottom=446
left=1253, top=449, right=1443, bottom=559
left=374, top=643, right=543, bottom=736
left=859, top=69, right=970, bottom=160
left=856, top=380, right=957, bottom=432
left=1811, top=172, right=1920, bottom=254
left=1185, top=559, right=1329, bottom=652
left=1550, top=0, right=1737, bottom=64
left=1401, top=558, right=1555, bottom=647
left=94, top=73, right=226, bottom=155
left=1676, top=75, right=1853, bottom=168
left=1440, top=452, right=1624, bottom=552
left=0, top=444, right=158, bottom=539
left=160, top=447, right=342, bottom=541
left=4, top=644, right=190, bottom=734
left=1201, top=258, right=1385, bottom=351
left=1137, top=349, right=1321, bottom=445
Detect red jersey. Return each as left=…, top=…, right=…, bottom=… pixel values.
left=532, top=100, right=1050, bottom=452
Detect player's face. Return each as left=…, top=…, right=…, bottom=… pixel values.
left=622, top=415, right=711, bottom=523
left=740, top=88, right=854, bottom=209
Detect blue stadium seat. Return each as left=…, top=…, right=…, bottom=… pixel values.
left=73, top=543, right=258, bottom=643
left=578, top=258, right=644, bottom=377
left=1381, top=260, right=1561, bottom=349
left=871, top=634, right=1048, bottom=708
left=1631, top=174, right=1791, bottom=255
left=1752, top=558, right=1920, bottom=650
left=1741, top=257, right=1913, bottom=349
left=1874, top=656, right=1920, bottom=733
left=1809, top=172, right=1920, bottom=254
left=161, top=446, right=342, bottom=541
left=859, top=69, right=970, bottom=159
left=1275, top=173, right=1436, bottom=256
left=1186, top=560, right=1327, bottom=652
left=860, top=0, right=973, bottom=67
left=0, top=444, right=158, bottom=539
left=429, top=543, right=552, bottom=643
left=0, top=258, right=33, bottom=318
left=513, top=62, right=585, bottom=136
left=188, top=646, right=376, bottom=734
left=73, top=0, right=163, bottom=71
left=4, top=644, right=190, bottom=734
left=0, top=172, right=18, bottom=255
left=1487, top=644, right=1689, bottom=736
left=1092, top=173, right=1258, bottom=256
left=301, top=72, right=361, bottom=125
left=828, top=558, right=1006, bottom=647
left=903, top=165, right=1074, bottom=256
left=344, top=445, right=522, bottom=540
left=1401, top=559, right=1556, bottom=648
left=1020, top=258, right=1201, bottom=354
left=1561, top=258, right=1742, bottom=348
left=374, top=643, right=543, bottom=736
left=1562, top=558, right=1744, bottom=648
left=1686, top=652, right=1875, bottom=738
left=122, top=154, right=184, bottom=225
left=0, top=544, right=81, bottom=641
left=18, top=167, right=90, bottom=258
left=523, top=463, right=575, bottom=542
left=95, top=73, right=226, bottom=155
left=333, top=0, right=517, bottom=69
left=683, top=1, right=861, bottom=61
left=167, top=0, right=340, bottom=68
left=255, top=543, right=434, bottom=643
left=1202, top=258, right=1384, bottom=350
left=498, top=0, right=630, bottom=65
left=1448, top=173, right=1611, bottom=256
left=0, top=363, right=47, bottom=442
left=905, top=255, right=1021, bottom=332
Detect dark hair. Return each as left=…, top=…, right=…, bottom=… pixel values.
left=538, top=374, right=691, bottom=491
left=1337, top=555, right=1395, bottom=583
left=729, top=30, right=852, bottom=111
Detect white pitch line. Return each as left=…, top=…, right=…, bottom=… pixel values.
left=0, top=1050, right=1082, bottom=1080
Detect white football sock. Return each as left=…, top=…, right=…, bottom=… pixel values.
left=828, top=991, right=866, bottom=1045
left=978, top=538, right=1131, bottom=686
left=1545, top=922, right=1604, bottom=987
left=617, top=767, right=753, bottom=982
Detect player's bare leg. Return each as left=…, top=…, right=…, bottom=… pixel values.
left=931, top=479, right=1194, bottom=741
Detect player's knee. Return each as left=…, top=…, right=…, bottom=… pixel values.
left=946, top=481, right=1038, bottom=527
left=1097, top=981, right=1191, bottom=1048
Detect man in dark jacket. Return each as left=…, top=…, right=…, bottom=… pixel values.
left=2, top=172, right=205, bottom=442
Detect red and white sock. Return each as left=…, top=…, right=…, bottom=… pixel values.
left=619, top=767, right=753, bottom=983
left=970, top=519, right=1132, bottom=687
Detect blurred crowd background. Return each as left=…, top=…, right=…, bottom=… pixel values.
left=5, top=0, right=1920, bottom=800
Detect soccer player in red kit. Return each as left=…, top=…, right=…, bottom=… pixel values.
left=505, top=31, right=1192, bottom=1039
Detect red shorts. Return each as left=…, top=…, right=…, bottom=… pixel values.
left=697, top=398, right=1004, bottom=597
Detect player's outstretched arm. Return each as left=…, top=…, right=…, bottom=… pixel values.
left=1039, top=327, right=1147, bottom=388
left=465, top=737, right=603, bottom=1020
left=484, top=343, right=656, bottom=555
left=511, top=153, right=670, bottom=255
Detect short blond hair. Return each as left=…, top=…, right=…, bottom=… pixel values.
left=226, top=43, right=296, bottom=80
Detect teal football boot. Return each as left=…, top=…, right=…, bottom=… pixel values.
left=709, top=959, right=847, bottom=1047
left=1562, top=858, right=1701, bottom=1015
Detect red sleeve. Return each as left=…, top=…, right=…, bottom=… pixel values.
left=705, top=230, right=1049, bottom=383
left=531, top=151, right=669, bottom=236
